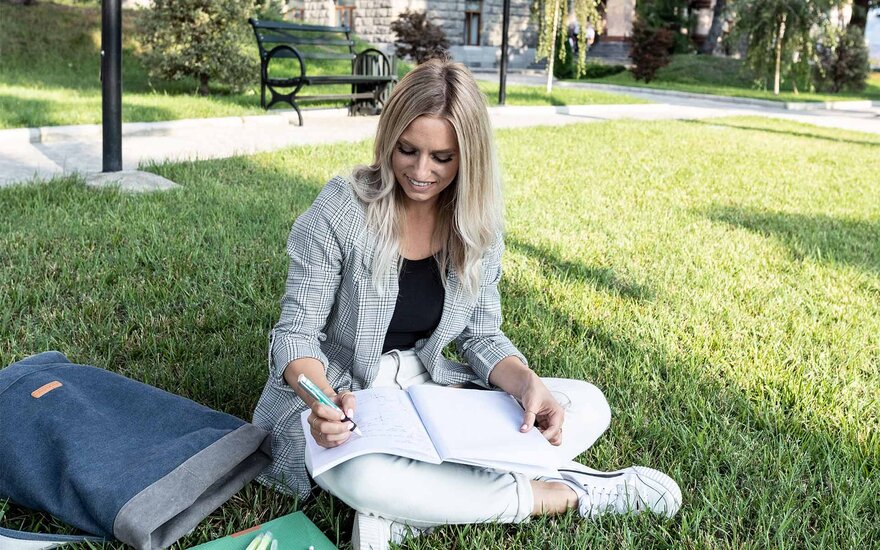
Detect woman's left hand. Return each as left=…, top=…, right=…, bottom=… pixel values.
left=518, top=374, right=564, bottom=446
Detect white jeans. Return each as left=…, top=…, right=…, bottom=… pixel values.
left=309, top=349, right=611, bottom=528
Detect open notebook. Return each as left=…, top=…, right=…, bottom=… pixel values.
left=301, top=385, right=561, bottom=478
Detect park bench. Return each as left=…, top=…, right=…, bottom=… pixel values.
left=248, top=18, right=397, bottom=125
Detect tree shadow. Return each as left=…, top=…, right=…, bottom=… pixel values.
left=505, top=236, right=653, bottom=301
left=704, top=205, right=880, bottom=275
left=681, top=118, right=880, bottom=149
left=0, top=92, right=181, bottom=129
left=491, top=272, right=877, bottom=547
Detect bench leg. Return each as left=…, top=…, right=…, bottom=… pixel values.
left=266, top=89, right=303, bottom=126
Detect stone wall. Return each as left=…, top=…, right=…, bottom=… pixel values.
left=294, top=0, right=537, bottom=49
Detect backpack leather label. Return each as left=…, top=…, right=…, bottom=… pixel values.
left=32, top=381, right=63, bottom=398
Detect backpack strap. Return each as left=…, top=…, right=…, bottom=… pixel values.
left=0, top=526, right=104, bottom=549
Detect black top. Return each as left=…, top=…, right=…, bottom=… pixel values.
left=381, top=256, right=446, bottom=353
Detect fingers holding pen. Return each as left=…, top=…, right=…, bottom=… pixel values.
left=309, top=402, right=352, bottom=448
left=336, top=390, right=357, bottom=422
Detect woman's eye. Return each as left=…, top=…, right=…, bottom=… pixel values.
left=397, top=146, right=416, bottom=155
left=434, top=156, right=453, bottom=163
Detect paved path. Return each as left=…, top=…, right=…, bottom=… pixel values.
left=2, top=75, right=878, bottom=188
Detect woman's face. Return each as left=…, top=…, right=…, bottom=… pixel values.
left=391, top=115, right=460, bottom=210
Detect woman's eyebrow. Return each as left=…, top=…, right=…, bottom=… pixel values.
left=397, top=138, right=456, bottom=155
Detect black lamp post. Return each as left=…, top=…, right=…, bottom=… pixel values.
left=498, top=0, right=510, bottom=105
left=101, top=0, right=122, bottom=172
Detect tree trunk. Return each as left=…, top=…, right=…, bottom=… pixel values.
left=198, top=74, right=210, bottom=96
left=849, top=0, right=870, bottom=33
left=699, top=0, right=727, bottom=55
left=773, top=13, right=786, bottom=96
left=546, top=0, right=560, bottom=94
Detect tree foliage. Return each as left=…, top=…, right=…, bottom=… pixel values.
left=390, top=10, right=450, bottom=64
left=534, top=0, right=604, bottom=83
left=635, top=0, right=693, bottom=53
left=732, top=0, right=830, bottom=95
left=813, top=24, right=871, bottom=92
left=629, top=20, right=676, bottom=82
left=142, top=0, right=257, bottom=96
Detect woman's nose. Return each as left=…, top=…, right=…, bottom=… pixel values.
left=412, top=154, right=433, bottom=180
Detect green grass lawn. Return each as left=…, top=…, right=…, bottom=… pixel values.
left=584, top=54, right=880, bottom=103
left=2, top=116, right=878, bottom=548
left=0, top=2, right=642, bottom=130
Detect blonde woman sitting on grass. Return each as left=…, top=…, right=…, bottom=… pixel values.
left=253, top=58, right=682, bottom=550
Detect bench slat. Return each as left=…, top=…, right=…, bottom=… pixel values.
left=250, top=19, right=350, bottom=33
left=259, top=36, right=354, bottom=47
left=295, top=92, right=381, bottom=101
left=267, top=51, right=356, bottom=61
left=268, top=75, right=395, bottom=86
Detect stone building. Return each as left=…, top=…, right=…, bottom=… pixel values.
left=281, top=0, right=725, bottom=68
left=286, top=0, right=539, bottom=68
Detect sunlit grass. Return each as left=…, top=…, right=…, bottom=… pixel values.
left=2, top=115, right=878, bottom=548
left=584, top=54, right=880, bottom=103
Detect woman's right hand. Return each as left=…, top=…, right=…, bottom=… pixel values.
left=306, top=391, right=357, bottom=449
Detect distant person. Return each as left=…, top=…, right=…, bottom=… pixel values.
left=254, top=58, right=683, bottom=550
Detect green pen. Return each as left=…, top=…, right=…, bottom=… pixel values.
left=297, top=373, right=363, bottom=436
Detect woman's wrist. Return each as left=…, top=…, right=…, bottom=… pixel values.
left=488, top=356, right=537, bottom=399
left=283, top=358, right=333, bottom=402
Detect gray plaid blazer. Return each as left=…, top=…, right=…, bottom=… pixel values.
left=253, top=176, right=527, bottom=498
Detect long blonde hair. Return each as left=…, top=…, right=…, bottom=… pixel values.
left=350, top=58, right=503, bottom=298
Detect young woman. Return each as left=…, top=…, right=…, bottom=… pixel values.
left=254, top=59, right=681, bottom=550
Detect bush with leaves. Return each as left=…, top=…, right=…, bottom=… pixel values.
left=813, top=26, right=870, bottom=93
left=390, top=10, right=450, bottom=64
left=635, top=0, right=693, bottom=54
left=733, top=0, right=828, bottom=95
left=142, top=0, right=258, bottom=96
left=553, top=35, right=625, bottom=79
left=629, top=20, right=675, bottom=82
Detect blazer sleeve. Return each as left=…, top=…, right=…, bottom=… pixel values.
left=269, top=181, right=352, bottom=388
left=454, top=235, right=529, bottom=386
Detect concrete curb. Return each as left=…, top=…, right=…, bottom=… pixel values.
left=0, top=104, right=662, bottom=148
left=553, top=81, right=880, bottom=111
left=0, top=107, right=349, bottom=148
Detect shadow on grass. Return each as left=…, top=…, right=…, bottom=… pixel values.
left=0, top=92, right=181, bottom=129
left=506, top=236, right=653, bottom=301
left=705, top=205, right=880, bottom=275
left=681, top=119, right=880, bottom=148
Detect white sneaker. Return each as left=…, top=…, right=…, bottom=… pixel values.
left=557, top=462, right=682, bottom=518
left=351, top=512, right=425, bottom=550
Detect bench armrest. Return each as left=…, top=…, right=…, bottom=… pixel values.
left=265, top=44, right=307, bottom=84
left=353, top=48, right=395, bottom=79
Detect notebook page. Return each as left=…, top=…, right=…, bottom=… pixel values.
left=407, top=385, right=560, bottom=475
left=302, top=387, right=441, bottom=477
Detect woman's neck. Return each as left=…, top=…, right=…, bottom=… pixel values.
left=401, top=202, right=440, bottom=260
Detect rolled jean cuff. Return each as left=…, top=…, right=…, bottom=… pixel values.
left=511, top=471, right=534, bottom=523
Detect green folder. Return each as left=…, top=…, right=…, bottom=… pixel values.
left=188, top=511, right=337, bottom=550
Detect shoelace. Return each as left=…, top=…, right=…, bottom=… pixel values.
left=581, top=482, right=642, bottom=516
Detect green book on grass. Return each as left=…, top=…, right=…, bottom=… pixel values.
left=187, top=511, right=337, bottom=550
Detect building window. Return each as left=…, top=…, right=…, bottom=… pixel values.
left=285, top=0, right=305, bottom=21
left=336, top=4, right=355, bottom=30
left=465, top=0, right=481, bottom=45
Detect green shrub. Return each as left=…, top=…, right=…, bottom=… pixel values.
left=630, top=20, right=675, bottom=83
left=553, top=33, right=578, bottom=79
left=554, top=34, right=625, bottom=80
left=583, top=62, right=627, bottom=79
left=813, top=26, right=871, bottom=93
left=141, top=0, right=258, bottom=95
left=390, top=10, right=450, bottom=64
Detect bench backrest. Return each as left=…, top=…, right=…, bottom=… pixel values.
left=248, top=19, right=358, bottom=69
